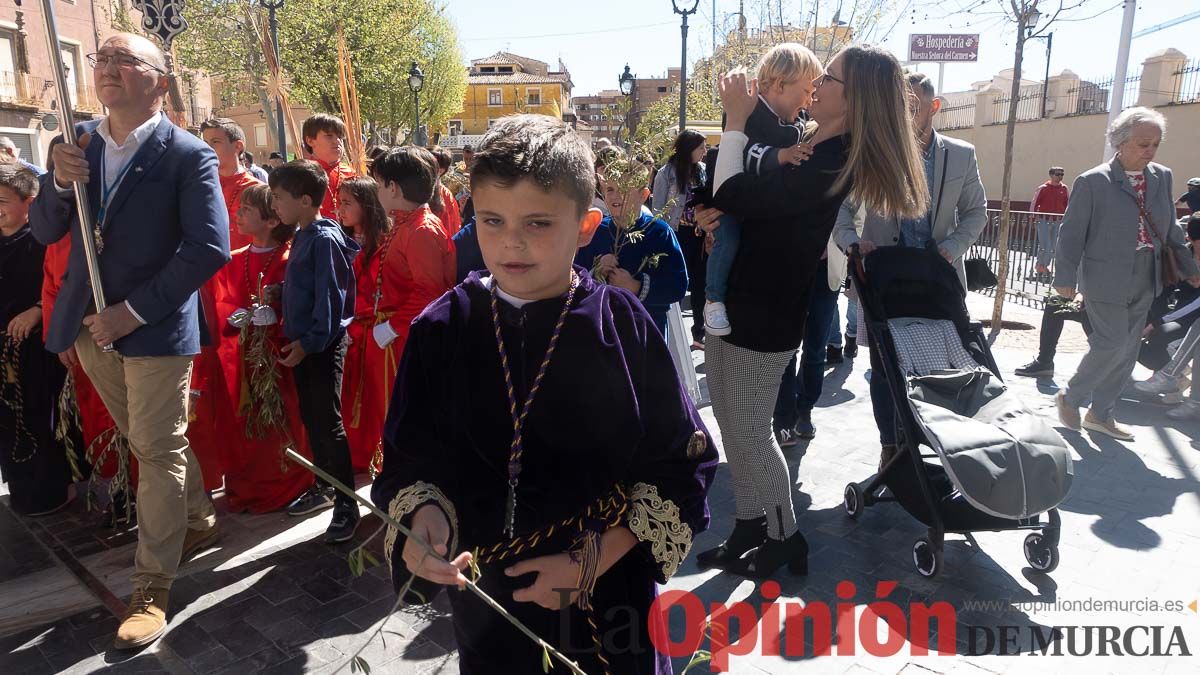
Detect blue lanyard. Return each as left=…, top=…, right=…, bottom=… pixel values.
left=96, top=149, right=139, bottom=229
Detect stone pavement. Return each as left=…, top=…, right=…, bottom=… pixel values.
left=2, top=294, right=1198, bottom=674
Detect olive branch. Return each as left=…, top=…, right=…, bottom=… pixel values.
left=284, top=449, right=588, bottom=675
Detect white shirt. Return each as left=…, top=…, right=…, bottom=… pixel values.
left=95, top=111, right=163, bottom=196
left=75, top=112, right=164, bottom=324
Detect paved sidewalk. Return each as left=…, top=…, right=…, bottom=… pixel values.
left=2, top=295, right=1198, bottom=674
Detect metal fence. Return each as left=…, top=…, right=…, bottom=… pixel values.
left=968, top=209, right=1065, bottom=308
left=1063, top=73, right=1141, bottom=117
left=1173, top=58, right=1200, bottom=104
left=935, top=102, right=976, bottom=130
left=991, top=83, right=1044, bottom=123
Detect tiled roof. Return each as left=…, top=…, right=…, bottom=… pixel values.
left=468, top=72, right=570, bottom=86
left=472, top=53, right=522, bottom=66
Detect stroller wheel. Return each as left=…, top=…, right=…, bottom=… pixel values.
left=1023, top=533, right=1060, bottom=573
left=912, top=538, right=942, bottom=578
left=843, top=483, right=864, bottom=519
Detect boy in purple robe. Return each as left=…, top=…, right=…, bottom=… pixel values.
left=371, top=114, right=718, bottom=674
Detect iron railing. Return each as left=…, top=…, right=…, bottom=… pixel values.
left=1172, top=58, right=1200, bottom=105
left=935, top=102, right=976, bottom=130
left=968, top=209, right=1066, bottom=308
left=1063, top=73, right=1140, bottom=117
left=990, top=83, right=1044, bottom=124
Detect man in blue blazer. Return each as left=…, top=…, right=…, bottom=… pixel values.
left=30, top=33, right=229, bottom=650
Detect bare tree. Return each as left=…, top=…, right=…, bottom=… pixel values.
left=987, top=0, right=1099, bottom=328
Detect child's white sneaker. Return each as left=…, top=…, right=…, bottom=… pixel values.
left=704, top=302, right=731, bottom=336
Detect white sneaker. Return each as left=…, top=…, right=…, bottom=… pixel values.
left=1166, top=400, right=1200, bottom=421
left=704, top=301, right=732, bottom=336
left=1134, top=371, right=1180, bottom=396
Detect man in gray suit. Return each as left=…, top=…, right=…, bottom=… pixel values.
left=833, top=70, right=988, bottom=465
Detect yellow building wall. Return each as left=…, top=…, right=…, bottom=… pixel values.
left=455, top=83, right=568, bottom=135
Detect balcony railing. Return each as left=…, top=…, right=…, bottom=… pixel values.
left=0, top=71, right=45, bottom=108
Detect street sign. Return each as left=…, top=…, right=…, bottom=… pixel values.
left=909, top=34, right=980, bottom=63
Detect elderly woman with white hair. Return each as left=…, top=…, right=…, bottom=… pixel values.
left=1054, top=106, right=1200, bottom=441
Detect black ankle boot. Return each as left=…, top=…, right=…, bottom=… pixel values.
left=729, top=531, right=809, bottom=579
left=695, top=517, right=767, bottom=570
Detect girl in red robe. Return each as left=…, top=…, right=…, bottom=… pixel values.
left=337, top=177, right=395, bottom=473
left=213, top=184, right=314, bottom=512
left=42, top=237, right=137, bottom=524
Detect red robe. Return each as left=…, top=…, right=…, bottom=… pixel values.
left=432, top=183, right=462, bottom=239
left=316, top=158, right=357, bottom=220
left=213, top=244, right=315, bottom=512
left=219, top=171, right=263, bottom=251
left=41, top=238, right=134, bottom=485
left=342, top=206, right=455, bottom=471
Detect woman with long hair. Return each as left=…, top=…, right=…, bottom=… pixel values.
left=699, top=44, right=928, bottom=578
left=654, top=129, right=709, bottom=346
left=337, top=176, right=397, bottom=472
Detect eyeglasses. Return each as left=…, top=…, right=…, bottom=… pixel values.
left=1051, top=172, right=1065, bottom=177
left=86, top=52, right=165, bottom=74
left=815, top=71, right=844, bottom=88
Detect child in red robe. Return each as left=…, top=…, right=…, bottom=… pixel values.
left=213, top=184, right=314, bottom=512
left=42, top=231, right=138, bottom=523
left=201, top=118, right=263, bottom=251
left=302, top=114, right=357, bottom=219
left=429, top=146, right=462, bottom=238
left=337, top=177, right=395, bottom=472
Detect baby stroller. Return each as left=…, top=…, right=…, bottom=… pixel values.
left=843, top=246, right=1073, bottom=578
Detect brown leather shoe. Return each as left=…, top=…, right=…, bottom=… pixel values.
left=1056, top=391, right=1081, bottom=431
left=113, top=586, right=169, bottom=650
left=181, top=524, right=220, bottom=564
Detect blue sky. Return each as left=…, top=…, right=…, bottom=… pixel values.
left=442, top=0, right=1200, bottom=96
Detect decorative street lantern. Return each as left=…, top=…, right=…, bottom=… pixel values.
left=408, top=61, right=425, bottom=146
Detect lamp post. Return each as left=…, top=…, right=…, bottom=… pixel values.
left=672, top=0, right=699, bottom=133
left=618, top=64, right=635, bottom=144
left=1024, top=6, right=1053, bottom=119
left=260, top=0, right=287, bottom=159
left=408, top=61, right=425, bottom=146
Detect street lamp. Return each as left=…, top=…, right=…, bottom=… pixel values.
left=1024, top=8, right=1054, bottom=119
left=408, top=61, right=425, bottom=146
left=672, top=0, right=700, bottom=133
left=260, top=0, right=287, bottom=159
left=618, top=64, right=635, bottom=144
left=618, top=64, right=635, bottom=96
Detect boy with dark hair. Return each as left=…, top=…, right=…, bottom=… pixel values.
left=0, top=163, right=73, bottom=516
left=200, top=117, right=262, bottom=250
left=301, top=113, right=357, bottom=219
left=270, top=160, right=362, bottom=543
left=371, top=115, right=717, bottom=673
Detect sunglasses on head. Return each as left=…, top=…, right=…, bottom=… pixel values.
left=1051, top=172, right=1064, bottom=176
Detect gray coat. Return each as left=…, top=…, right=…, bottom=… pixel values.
left=833, top=133, right=988, bottom=291
left=1053, top=157, right=1198, bottom=304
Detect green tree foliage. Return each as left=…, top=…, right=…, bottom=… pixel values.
left=174, top=0, right=466, bottom=143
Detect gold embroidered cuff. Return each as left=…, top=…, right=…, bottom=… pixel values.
left=626, top=481, right=693, bottom=580
left=382, top=481, right=459, bottom=574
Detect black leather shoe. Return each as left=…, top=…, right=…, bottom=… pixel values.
left=843, top=337, right=858, bottom=359
left=728, top=531, right=809, bottom=579
left=825, top=345, right=844, bottom=365
left=695, top=517, right=767, bottom=570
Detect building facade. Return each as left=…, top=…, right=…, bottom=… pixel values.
left=441, top=51, right=572, bottom=146
left=0, top=1, right=215, bottom=165
left=572, top=89, right=624, bottom=143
